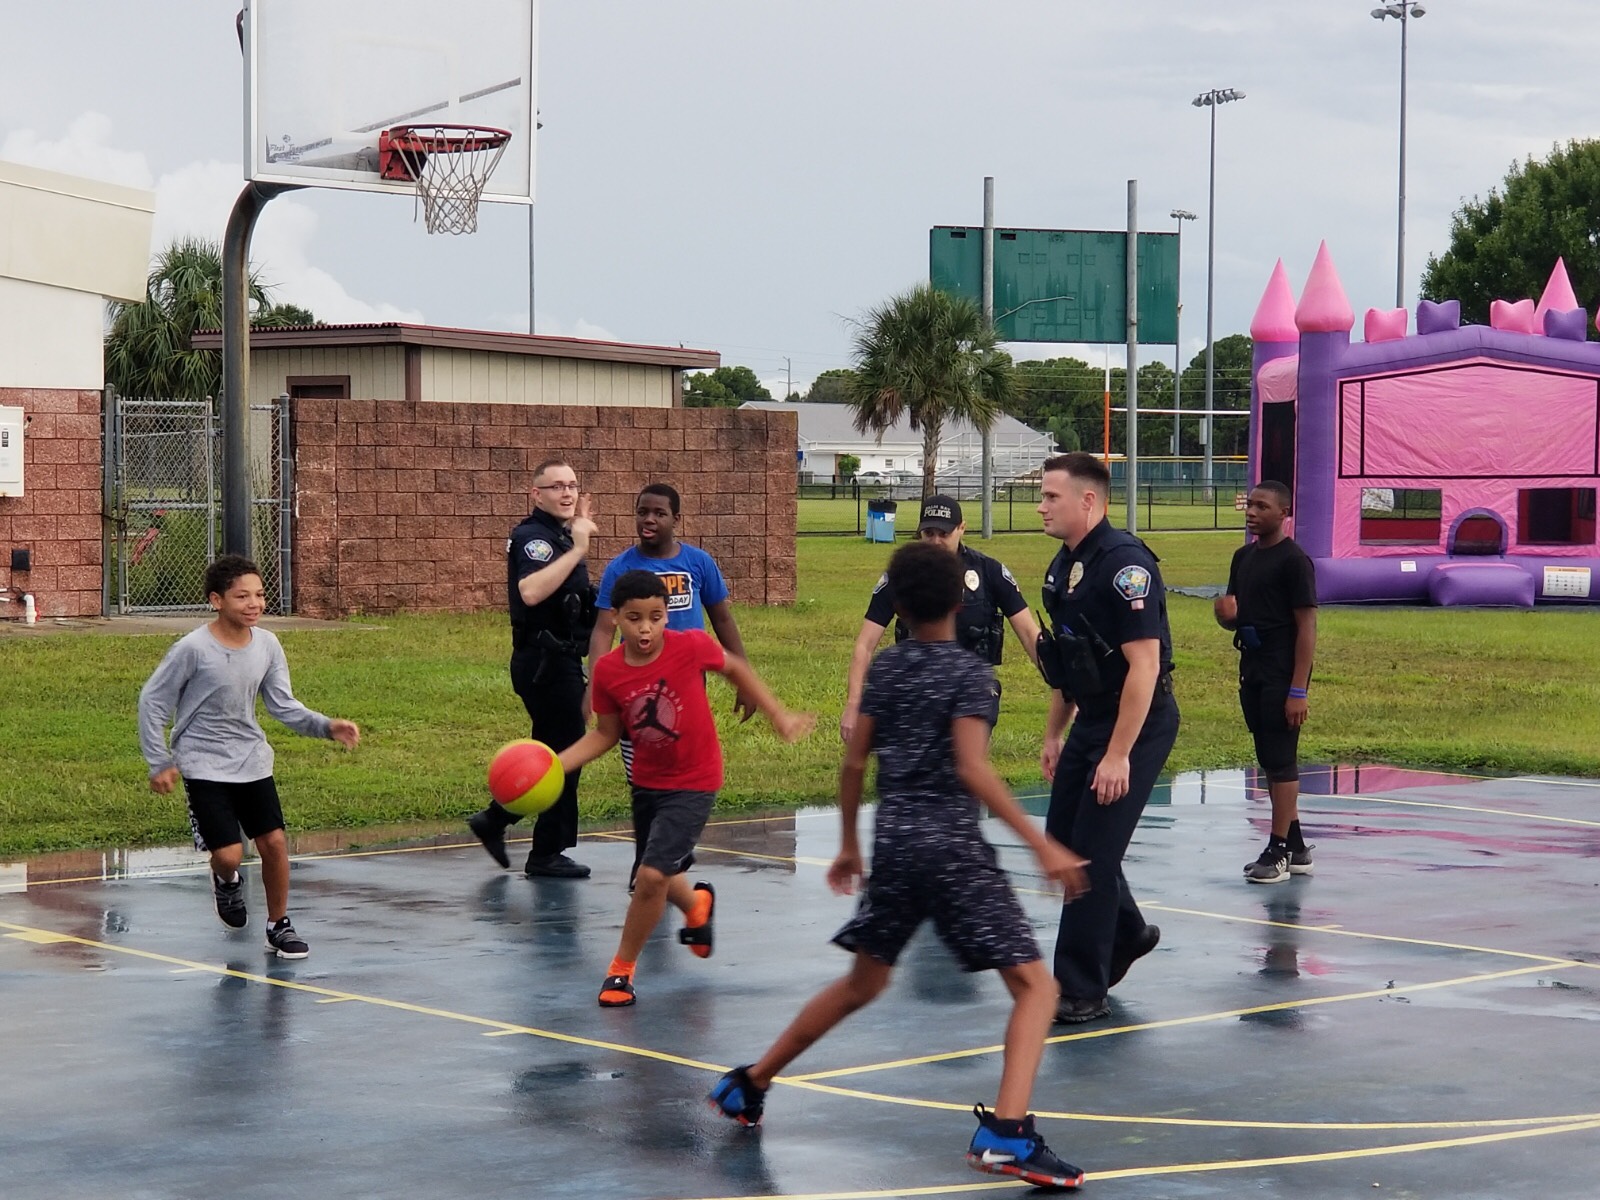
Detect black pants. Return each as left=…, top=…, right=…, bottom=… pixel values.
left=1046, top=695, right=1180, bottom=1001
left=1239, top=671, right=1301, bottom=783
left=482, top=648, right=587, bottom=863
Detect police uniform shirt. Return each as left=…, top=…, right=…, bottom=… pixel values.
left=1226, top=537, right=1316, bottom=681
left=864, top=544, right=1027, bottom=661
left=1043, top=517, right=1173, bottom=678
left=507, top=507, right=591, bottom=637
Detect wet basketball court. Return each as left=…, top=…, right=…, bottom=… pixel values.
left=4, top=764, right=1599, bottom=1199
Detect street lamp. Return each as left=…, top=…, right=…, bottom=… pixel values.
left=1372, top=2, right=1425, bottom=309
left=1192, top=87, right=1246, bottom=496
left=1169, top=208, right=1197, bottom=466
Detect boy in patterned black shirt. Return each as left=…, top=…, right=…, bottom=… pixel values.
left=708, top=542, right=1090, bottom=1190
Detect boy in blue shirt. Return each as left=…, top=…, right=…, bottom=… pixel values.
left=588, top=483, right=752, bottom=723
left=706, top=541, right=1089, bottom=1189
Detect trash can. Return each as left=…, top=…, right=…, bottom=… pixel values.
left=865, top=499, right=898, bottom=543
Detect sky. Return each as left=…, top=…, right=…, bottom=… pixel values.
left=4, top=1, right=1598, bottom=399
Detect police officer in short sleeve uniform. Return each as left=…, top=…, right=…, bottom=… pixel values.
left=840, top=495, right=1040, bottom=743
left=1035, top=454, right=1179, bottom=1023
left=466, top=459, right=598, bottom=879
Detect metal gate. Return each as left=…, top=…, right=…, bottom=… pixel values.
left=104, top=392, right=292, bottom=613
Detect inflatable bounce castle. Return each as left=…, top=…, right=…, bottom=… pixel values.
left=1250, top=244, right=1600, bottom=606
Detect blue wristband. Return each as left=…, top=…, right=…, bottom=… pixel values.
left=1288, top=687, right=1308, bottom=700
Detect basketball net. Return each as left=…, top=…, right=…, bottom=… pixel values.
left=380, top=125, right=511, bottom=236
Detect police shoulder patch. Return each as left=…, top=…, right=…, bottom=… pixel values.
left=872, top=572, right=888, bottom=594
left=526, top=539, right=554, bottom=563
left=1000, top=564, right=1018, bottom=587
left=1113, top=564, right=1152, bottom=601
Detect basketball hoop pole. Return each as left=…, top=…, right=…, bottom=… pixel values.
left=222, top=181, right=299, bottom=557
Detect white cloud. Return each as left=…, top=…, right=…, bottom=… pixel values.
left=0, top=112, right=153, bottom=189
left=3, top=113, right=422, bottom=324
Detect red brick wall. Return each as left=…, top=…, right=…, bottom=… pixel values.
left=290, top=400, right=798, bottom=617
left=0, top=388, right=104, bottom=619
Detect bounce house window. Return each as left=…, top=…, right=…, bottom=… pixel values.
left=1450, top=515, right=1503, bottom=556
left=1259, top=403, right=1296, bottom=493
left=1360, top=487, right=1441, bottom=544
left=1518, top=488, right=1598, bottom=545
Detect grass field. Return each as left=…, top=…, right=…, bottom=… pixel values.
left=3, top=529, right=1598, bottom=857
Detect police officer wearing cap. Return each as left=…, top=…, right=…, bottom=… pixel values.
left=1035, top=452, right=1179, bottom=1024
left=840, top=494, right=1040, bottom=743
left=467, top=456, right=599, bottom=878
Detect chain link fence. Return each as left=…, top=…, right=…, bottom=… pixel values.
left=105, top=394, right=291, bottom=613
left=799, top=473, right=1250, bottom=537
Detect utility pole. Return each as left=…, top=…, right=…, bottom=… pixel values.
left=980, top=176, right=995, bottom=536
left=1126, top=179, right=1139, bottom=534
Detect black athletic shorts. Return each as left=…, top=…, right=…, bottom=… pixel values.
left=631, top=787, right=715, bottom=876
left=832, top=834, right=1040, bottom=973
left=1239, top=677, right=1300, bottom=782
left=184, top=776, right=285, bottom=853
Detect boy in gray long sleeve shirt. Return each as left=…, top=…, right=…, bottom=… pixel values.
left=138, top=555, right=359, bottom=958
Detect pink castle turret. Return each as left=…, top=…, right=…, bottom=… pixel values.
left=1534, top=257, right=1581, bottom=330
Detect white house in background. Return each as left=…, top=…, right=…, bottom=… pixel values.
left=740, top=401, right=1052, bottom=482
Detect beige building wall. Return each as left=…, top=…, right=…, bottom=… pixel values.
left=417, top=347, right=674, bottom=407
left=249, top=345, right=407, bottom=406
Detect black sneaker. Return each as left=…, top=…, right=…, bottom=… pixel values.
left=467, top=810, right=510, bottom=869
left=265, top=916, right=309, bottom=959
left=1245, top=840, right=1291, bottom=885
left=525, top=853, right=591, bottom=879
left=707, top=1065, right=767, bottom=1127
left=212, top=871, right=247, bottom=929
left=967, top=1106, right=1085, bottom=1189
left=1289, top=843, right=1315, bottom=875
left=1053, top=995, right=1110, bottom=1024
left=1109, top=924, right=1160, bottom=989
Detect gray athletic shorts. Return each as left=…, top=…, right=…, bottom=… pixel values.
left=832, top=834, right=1041, bottom=973
left=631, top=787, right=715, bottom=876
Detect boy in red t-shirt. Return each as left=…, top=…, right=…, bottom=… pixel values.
left=558, top=569, right=815, bottom=1007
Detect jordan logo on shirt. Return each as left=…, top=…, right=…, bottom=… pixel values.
left=628, top=679, right=683, bottom=745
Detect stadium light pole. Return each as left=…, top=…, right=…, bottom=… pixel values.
left=1372, top=2, right=1425, bottom=309
left=1169, top=208, right=1197, bottom=468
left=1192, top=86, right=1246, bottom=497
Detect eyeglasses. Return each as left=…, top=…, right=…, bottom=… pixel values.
left=535, top=481, right=580, bottom=492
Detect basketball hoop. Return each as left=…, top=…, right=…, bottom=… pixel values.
left=378, top=124, right=512, bottom=235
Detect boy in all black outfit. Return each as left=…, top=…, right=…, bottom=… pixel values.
left=1214, top=481, right=1319, bottom=884
left=707, top=542, right=1090, bottom=1190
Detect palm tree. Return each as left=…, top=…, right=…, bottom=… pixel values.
left=846, top=284, right=1015, bottom=500
left=105, top=237, right=315, bottom=399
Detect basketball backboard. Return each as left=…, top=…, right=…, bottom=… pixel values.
left=242, top=0, right=536, bottom=203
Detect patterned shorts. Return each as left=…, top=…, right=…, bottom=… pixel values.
left=831, top=834, right=1040, bottom=973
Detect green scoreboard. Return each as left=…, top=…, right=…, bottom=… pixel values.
left=930, top=226, right=1179, bottom=345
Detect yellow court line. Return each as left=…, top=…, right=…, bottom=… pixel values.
left=5, top=809, right=832, bottom=890
left=0, top=918, right=724, bottom=1074
left=671, top=1118, right=1600, bottom=1200
left=787, top=964, right=1551, bottom=1085
left=588, top=829, right=835, bottom=869
left=1136, top=899, right=1580, bottom=966
left=1204, top=777, right=1600, bottom=829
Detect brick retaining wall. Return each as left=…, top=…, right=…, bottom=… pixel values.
left=0, top=387, right=104, bottom=618
left=289, top=399, right=797, bottom=617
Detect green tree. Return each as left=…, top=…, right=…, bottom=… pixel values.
left=1177, top=334, right=1253, bottom=458
left=836, top=452, right=861, bottom=480
left=684, top=364, right=772, bottom=408
left=105, top=237, right=316, bottom=399
left=847, top=284, right=1014, bottom=500
left=1422, top=139, right=1600, bottom=332
left=804, top=367, right=856, bottom=404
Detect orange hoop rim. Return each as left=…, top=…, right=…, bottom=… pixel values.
left=384, top=123, right=512, bottom=155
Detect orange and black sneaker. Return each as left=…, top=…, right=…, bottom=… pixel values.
left=598, top=972, right=636, bottom=1008
left=677, top=881, right=715, bottom=959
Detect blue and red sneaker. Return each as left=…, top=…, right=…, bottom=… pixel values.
left=707, top=1065, right=767, bottom=1127
left=966, top=1105, right=1084, bottom=1189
